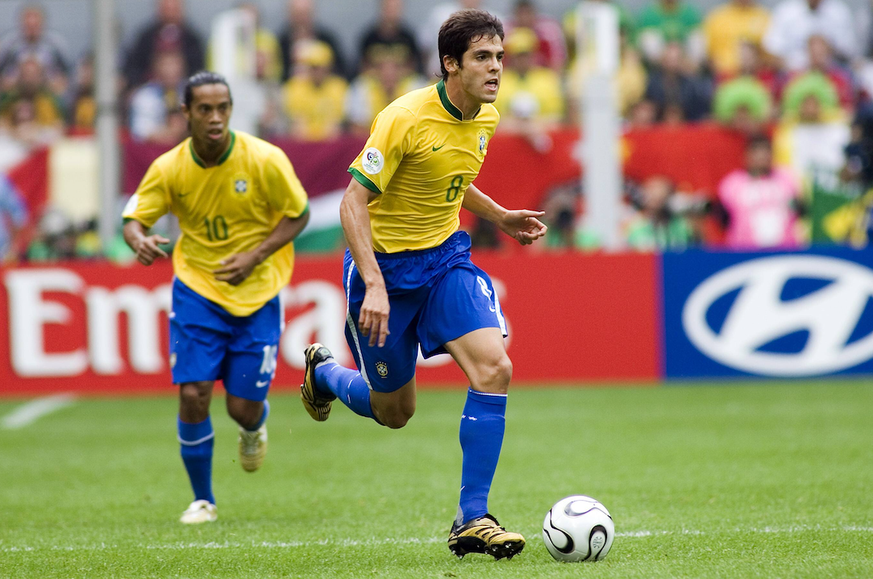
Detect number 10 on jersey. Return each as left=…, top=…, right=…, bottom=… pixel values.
left=204, top=216, right=229, bottom=241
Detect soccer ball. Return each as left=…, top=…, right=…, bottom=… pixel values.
left=542, top=495, right=615, bottom=562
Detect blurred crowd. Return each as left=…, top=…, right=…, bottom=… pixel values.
left=2, top=0, right=873, bottom=261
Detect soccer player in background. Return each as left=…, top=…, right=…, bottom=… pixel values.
left=301, top=9, right=546, bottom=560
left=122, top=72, right=310, bottom=524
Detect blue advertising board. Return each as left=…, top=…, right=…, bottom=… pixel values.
left=662, top=248, right=873, bottom=379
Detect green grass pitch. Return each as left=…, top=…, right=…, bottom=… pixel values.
left=1, top=381, right=872, bottom=578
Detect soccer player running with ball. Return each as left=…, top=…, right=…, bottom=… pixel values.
left=301, top=10, right=546, bottom=560
left=123, top=72, right=310, bottom=524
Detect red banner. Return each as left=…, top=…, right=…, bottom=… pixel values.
left=124, top=137, right=368, bottom=197
left=122, top=125, right=747, bottom=208
left=0, top=252, right=659, bottom=396
left=623, top=123, right=747, bottom=195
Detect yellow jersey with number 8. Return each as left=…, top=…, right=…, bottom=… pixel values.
left=348, top=80, right=499, bottom=253
left=123, top=131, right=309, bottom=316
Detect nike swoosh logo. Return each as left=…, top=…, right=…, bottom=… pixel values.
left=255, top=380, right=269, bottom=388
left=432, top=144, right=446, bottom=152
left=178, top=191, right=191, bottom=198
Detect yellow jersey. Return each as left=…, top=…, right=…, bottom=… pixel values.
left=282, top=75, right=348, bottom=141
left=348, top=80, right=499, bottom=253
left=703, top=3, right=770, bottom=76
left=346, top=73, right=428, bottom=129
left=123, top=131, right=309, bottom=316
left=494, top=67, right=565, bottom=121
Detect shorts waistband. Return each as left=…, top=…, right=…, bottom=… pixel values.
left=373, top=231, right=467, bottom=260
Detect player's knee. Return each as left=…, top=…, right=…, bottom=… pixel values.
left=179, top=382, right=210, bottom=411
left=381, top=403, right=415, bottom=429
left=382, top=413, right=411, bottom=429
left=474, top=356, right=513, bottom=394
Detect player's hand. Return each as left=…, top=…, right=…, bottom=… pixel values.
left=359, top=283, right=390, bottom=348
left=133, top=234, right=170, bottom=265
left=499, top=210, right=548, bottom=246
left=214, top=251, right=260, bottom=286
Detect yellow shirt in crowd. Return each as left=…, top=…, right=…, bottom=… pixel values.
left=283, top=75, right=348, bottom=141
left=495, top=67, right=565, bottom=121
left=703, top=3, right=770, bottom=76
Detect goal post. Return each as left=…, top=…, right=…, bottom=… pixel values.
left=576, top=1, right=623, bottom=250
left=209, top=8, right=262, bottom=135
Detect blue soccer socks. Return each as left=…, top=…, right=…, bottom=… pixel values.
left=178, top=416, right=215, bottom=505
left=245, top=400, right=270, bottom=432
left=315, top=362, right=376, bottom=420
left=457, top=388, right=507, bottom=524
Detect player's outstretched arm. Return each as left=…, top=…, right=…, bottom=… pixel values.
left=213, top=212, right=310, bottom=286
left=340, top=179, right=390, bottom=348
left=123, top=219, right=169, bottom=266
left=462, top=184, right=548, bottom=246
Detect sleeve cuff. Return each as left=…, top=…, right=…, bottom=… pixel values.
left=286, top=202, right=310, bottom=219
left=348, top=167, right=381, bottom=194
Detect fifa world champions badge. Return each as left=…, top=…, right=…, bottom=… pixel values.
left=362, top=147, right=385, bottom=175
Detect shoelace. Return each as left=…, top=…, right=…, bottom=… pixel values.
left=472, top=522, right=509, bottom=540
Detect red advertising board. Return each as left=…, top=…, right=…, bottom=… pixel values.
left=0, top=252, right=659, bottom=396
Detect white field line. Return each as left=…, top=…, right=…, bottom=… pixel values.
left=0, top=394, right=76, bottom=430
left=3, top=525, right=872, bottom=553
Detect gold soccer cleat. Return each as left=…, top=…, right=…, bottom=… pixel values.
left=301, top=343, right=337, bottom=422
left=448, top=514, right=526, bottom=560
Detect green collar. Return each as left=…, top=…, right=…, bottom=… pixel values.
left=436, top=80, right=480, bottom=121
left=190, top=131, right=236, bottom=168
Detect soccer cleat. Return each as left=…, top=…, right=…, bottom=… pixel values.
left=238, top=424, right=267, bottom=472
left=301, top=343, right=337, bottom=422
left=179, top=500, right=217, bottom=524
left=448, top=514, right=526, bottom=560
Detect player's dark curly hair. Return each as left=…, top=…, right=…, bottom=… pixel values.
left=183, top=71, right=233, bottom=108
left=438, top=9, right=504, bottom=81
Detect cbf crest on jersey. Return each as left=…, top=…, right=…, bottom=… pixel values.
left=233, top=173, right=250, bottom=194
left=477, top=129, right=488, bottom=158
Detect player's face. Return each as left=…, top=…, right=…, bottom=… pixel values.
left=184, top=84, right=232, bottom=146
left=457, top=34, right=504, bottom=105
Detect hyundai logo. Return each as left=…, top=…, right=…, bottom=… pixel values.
left=683, top=255, right=873, bottom=376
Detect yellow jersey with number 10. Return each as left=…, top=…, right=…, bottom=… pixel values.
left=348, top=80, right=499, bottom=253
left=122, top=131, right=309, bottom=316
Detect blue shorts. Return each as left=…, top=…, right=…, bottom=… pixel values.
left=343, top=231, right=507, bottom=393
left=169, top=278, right=281, bottom=401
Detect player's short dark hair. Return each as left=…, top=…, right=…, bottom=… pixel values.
left=183, top=71, right=233, bottom=108
left=438, top=9, right=504, bottom=81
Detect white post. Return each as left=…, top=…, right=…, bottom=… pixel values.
left=210, top=9, right=261, bottom=135
left=577, top=2, right=623, bottom=250
left=94, top=0, right=119, bottom=253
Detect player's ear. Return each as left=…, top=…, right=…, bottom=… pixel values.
left=181, top=104, right=191, bottom=123
left=443, top=55, right=459, bottom=75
